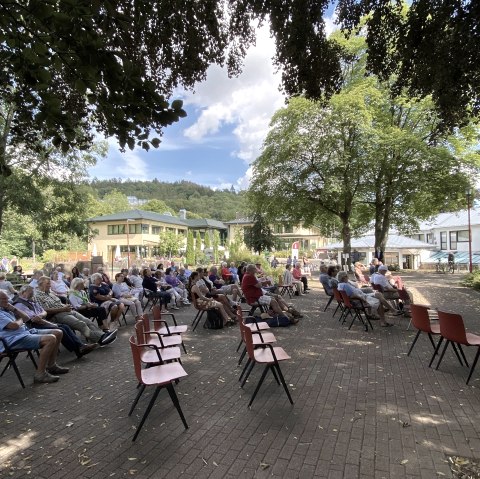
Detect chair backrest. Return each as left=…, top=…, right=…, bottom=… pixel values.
left=397, top=288, right=410, bottom=302
left=138, top=314, right=152, bottom=334
left=437, top=311, right=468, bottom=345
left=152, top=304, right=161, bottom=320
left=332, top=288, right=344, bottom=303
left=242, top=326, right=256, bottom=360
left=129, top=335, right=144, bottom=383
left=236, top=305, right=243, bottom=323
left=134, top=320, right=147, bottom=344
left=410, top=304, right=434, bottom=333
left=339, top=290, right=354, bottom=308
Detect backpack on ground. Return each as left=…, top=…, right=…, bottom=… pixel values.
left=205, top=308, right=224, bottom=329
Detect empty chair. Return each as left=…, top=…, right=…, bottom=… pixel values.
left=434, top=311, right=480, bottom=384
left=237, top=316, right=276, bottom=366
left=138, top=315, right=184, bottom=350
left=240, top=327, right=293, bottom=408
left=128, top=336, right=188, bottom=441
left=135, top=321, right=182, bottom=365
left=152, top=305, right=188, bottom=335
left=407, top=304, right=441, bottom=356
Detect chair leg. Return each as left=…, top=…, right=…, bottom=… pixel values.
left=466, top=347, right=480, bottom=385
left=269, top=364, right=280, bottom=385
left=132, top=385, right=161, bottom=442
left=238, top=347, right=247, bottom=366
left=129, top=384, right=146, bottom=416
left=9, top=356, right=26, bottom=389
left=407, top=330, right=422, bottom=356
left=236, top=338, right=243, bottom=352
left=456, top=344, right=469, bottom=367
left=248, top=365, right=270, bottom=408
left=192, top=310, right=204, bottom=331
left=273, top=363, right=294, bottom=405
left=166, top=383, right=188, bottom=429
left=239, top=358, right=251, bottom=382
left=427, top=333, right=436, bottom=350
left=450, top=343, right=465, bottom=366
left=429, top=336, right=444, bottom=367
left=180, top=341, right=187, bottom=355
left=324, top=295, right=334, bottom=312
left=241, top=361, right=256, bottom=388
left=435, top=340, right=451, bottom=370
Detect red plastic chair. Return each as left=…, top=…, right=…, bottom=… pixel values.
left=151, top=305, right=188, bottom=353
left=407, top=304, right=441, bottom=356
left=240, top=327, right=293, bottom=408
left=433, top=311, right=480, bottom=384
left=138, top=316, right=184, bottom=350
left=135, top=321, right=182, bottom=365
left=237, top=316, right=276, bottom=366
left=128, top=336, right=188, bottom=441
left=332, top=288, right=347, bottom=322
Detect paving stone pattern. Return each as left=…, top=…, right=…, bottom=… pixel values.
left=1, top=272, right=479, bottom=478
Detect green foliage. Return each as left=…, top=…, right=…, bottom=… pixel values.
left=204, top=230, right=211, bottom=249
left=243, top=215, right=275, bottom=253
left=195, top=231, right=202, bottom=262
left=461, top=271, right=480, bottom=290
left=212, top=230, right=220, bottom=264
left=142, top=199, right=175, bottom=215
left=185, top=230, right=195, bottom=265
left=157, top=231, right=183, bottom=258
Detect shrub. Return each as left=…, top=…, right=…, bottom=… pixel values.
left=461, top=271, right=480, bottom=290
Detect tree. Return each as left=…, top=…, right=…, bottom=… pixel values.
left=185, top=230, right=195, bottom=266
left=1, top=0, right=477, bottom=170
left=243, top=215, right=275, bottom=254
left=195, top=231, right=202, bottom=262
left=212, top=230, right=220, bottom=264
left=142, top=199, right=175, bottom=215
left=157, top=231, right=182, bottom=259
left=204, top=230, right=211, bottom=250
left=248, top=94, right=371, bottom=266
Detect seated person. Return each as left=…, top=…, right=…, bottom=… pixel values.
left=254, top=262, right=277, bottom=293
left=292, top=263, right=309, bottom=293
left=142, top=268, right=173, bottom=312
left=128, top=267, right=144, bottom=292
left=165, top=268, right=190, bottom=305
left=112, top=273, right=143, bottom=320
left=327, top=265, right=340, bottom=289
left=196, top=268, right=237, bottom=317
left=50, top=271, right=69, bottom=303
left=0, top=273, right=17, bottom=299
left=208, top=266, right=241, bottom=302
left=189, top=271, right=236, bottom=325
left=96, top=267, right=112, bottom=289
left=337, top=271, right=398, bottom=327
left=220, top=262, right=233, bottom=283
left=154, top=270, right=180, bottom=309
left=228, top=262, right=240, bottom=284
left=283, top=264, right=303, bottom=295
left=71, top=266, right=81, bottom=279
left=89, top=273, right=125, bottom=328
left=176, top=267, right=188, bottom=286
left=242, top=264, right=301, bottom=319
left=0, top=291, right=69, bottom=383
left=13, top=285, right=98, bottom=358
left=354, top=262, right=371, bottom=286
left=69, top=278, right=110, bottom=331
left=319, top=265, right=333, bottom=295
left=35, top=276, right=117, bottom=346
left=120, top=268, right=133, bottom=287
left=28, top=270, right=43, bottom=291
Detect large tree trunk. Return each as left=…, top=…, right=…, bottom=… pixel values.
left=340, top=213, right=352, bottom=270
left=0, top=103, right=14, bottom=236
left=374, top=194, right=393, bottom=262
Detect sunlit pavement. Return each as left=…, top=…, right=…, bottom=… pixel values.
left=1, top=271, right=479, bottom=478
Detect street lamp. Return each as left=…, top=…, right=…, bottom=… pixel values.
left=466, top=188, right=473, bottom=273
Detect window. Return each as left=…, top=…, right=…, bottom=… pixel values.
left=284, top=225, right=293, bottom=234
left=177, top=229, right=186, bottom=236
left=128, top=223, right=141, bottom=234
left=107, top=224, right=125, bottom=235
left=141, top=223, right=149, bottom=234
left=152, top=226, right=163, bottom=235
left=410, top=234, right=424, bottom=242
left=426, top=233, right=434, bottom=244
left=274, top=225, right=283, bottom=234
left=440, top=231, right=447, bottom=250
left=450, top=230, right=469, bottom=250
left=167, top=227, right=176, bottom=233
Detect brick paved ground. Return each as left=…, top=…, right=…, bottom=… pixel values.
left=1, top=271, right=480, bottom=479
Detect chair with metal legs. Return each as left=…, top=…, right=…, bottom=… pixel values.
left=128, top=336, right=188, bottom=441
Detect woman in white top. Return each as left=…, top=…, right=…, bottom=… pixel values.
left=50, top=271, right=69, bottom=302
left=112, top=273, right=143, bottom=319
left=0, top=273, right=16, bottom=299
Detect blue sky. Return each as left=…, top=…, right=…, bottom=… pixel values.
left=87, top=14, right=338, bottom=191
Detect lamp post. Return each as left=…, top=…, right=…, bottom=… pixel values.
left=466, top=188, right=473, bottom=273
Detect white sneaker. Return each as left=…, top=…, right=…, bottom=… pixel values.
left=182, top=300, right=191, bottom=305
left=171, top=305, right=180, bottom=310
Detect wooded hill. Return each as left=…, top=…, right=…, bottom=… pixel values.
left=84, top=179, right=246, bottom=221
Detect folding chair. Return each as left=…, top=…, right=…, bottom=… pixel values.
left=128, top=336, right=188, bottom=441
left=332, top=288, right=347, bottom=322
left=339, top=291, right=374, bottom=331
left=240, top=327, right=293, bottom=408
left=433, top=311, right=480, bottom=384
left=322, top=285, right=334, bottom=312
left=191, top=293, right=210, bottom=331
left=142, top=288, right=158, bottom=312
left=0, top=338, right=38, bottom=388
left=278, top=276, right=294, bottom=298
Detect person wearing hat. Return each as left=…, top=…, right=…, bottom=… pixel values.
left=371, top=265, right=401, bottom=302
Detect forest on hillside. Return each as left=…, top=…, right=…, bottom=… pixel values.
left=84, top=179, right=247, bottom=221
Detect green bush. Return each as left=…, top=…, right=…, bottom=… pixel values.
left=461, top=271, right=480, bottom=290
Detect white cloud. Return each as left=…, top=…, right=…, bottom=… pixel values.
left=183, top=25, right=285, bottom=167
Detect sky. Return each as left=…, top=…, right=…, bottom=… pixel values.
left=87, top=12, right=338, bottom=192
